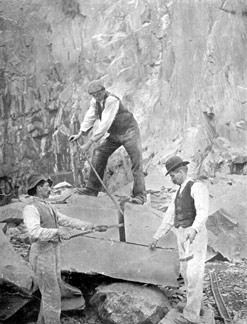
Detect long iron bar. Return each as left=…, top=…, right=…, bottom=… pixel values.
left=75, top=141, right=126, bottom=241
left=76, top=141, right=124, bottom=216
left=209, top=271, right=232, bottom=324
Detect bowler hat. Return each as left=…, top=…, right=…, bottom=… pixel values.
left=88, top=80, right=105, bottom=94
left=27, top=174, right=53, bottom=196
left=165, top=156, right=190, bottom=176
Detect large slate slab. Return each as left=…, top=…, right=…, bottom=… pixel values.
left=57, top=195, right=177, bottom=249
left=60, top=236, right=180, bottom=287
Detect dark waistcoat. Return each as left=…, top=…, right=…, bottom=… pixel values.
left=96, top=92, right=138, bottom=134
left=174, top=181, right=196, bottom=228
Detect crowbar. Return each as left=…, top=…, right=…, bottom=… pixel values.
left=75, top=140, right=126, bottom=242
left=75, top=140, right=124, bottom=216
left=70, top=223, right=124, bottom=239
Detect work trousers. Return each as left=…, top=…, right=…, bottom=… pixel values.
left=175, top=225, right=208, bottom=323
left=30, top=242, right=62, bottom=324
left=87, top=126, right=146, bottom=200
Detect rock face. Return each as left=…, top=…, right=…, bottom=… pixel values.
left=0, top=0, right=247, bottom=190
left=90, top=282, right=171, bottom=324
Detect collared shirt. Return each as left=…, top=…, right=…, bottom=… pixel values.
left=23, top=198, right=93, bottom=242
left=80, top=96, right=119, bottom=142
left=153, top=177, right=209, bottom=240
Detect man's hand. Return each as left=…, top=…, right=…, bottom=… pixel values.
left=69, top=133, right=81, bottom=143
left=80, top=140, right=93, bottom=153
left=185, top=228, right=197, bottom=243
left=94, top=225, right=108, bottom=232
left=58, top=228, right=73, bottom=240
left=149, top=238, right=158, bottom=250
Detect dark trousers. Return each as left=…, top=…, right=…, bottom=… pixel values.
left=86, top=126, right=146, bottom=200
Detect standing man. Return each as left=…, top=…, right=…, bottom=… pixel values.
left=69, top=80, right=146, bottom=205
left=23, top=173, right=107, bottom=324
left=149, top=156, right=208, bottom=324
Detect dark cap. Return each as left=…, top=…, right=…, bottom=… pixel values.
left=165, top=156, right=190, bottom=176
left=88, top=80, right=105, bottom=94
left=27, top=174, right=53, bottom=196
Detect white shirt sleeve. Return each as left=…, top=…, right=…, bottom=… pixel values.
left=191, top=181, right=209, bottom=233
left=56, top=209, right=94, bottom=230
left=79, top=99, right=98, bottom=133
left=153, top=195, right=176, bottom=240
left=23, top=204, right=58, bottom=241
left=90, top=96, right=119, bottom=142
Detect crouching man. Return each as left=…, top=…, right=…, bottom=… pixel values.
left=23, top=173, right=107, bottom=324
left=149, top=156, right=209, bottom=324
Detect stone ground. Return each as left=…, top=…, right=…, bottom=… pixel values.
left=204, top=259, right=247, bottom=324
left=3, top=231, right=247, bottom=324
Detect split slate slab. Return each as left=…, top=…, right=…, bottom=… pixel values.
left=60, top=236, right=180, bottom=287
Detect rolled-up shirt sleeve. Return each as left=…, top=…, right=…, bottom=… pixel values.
left=153, top=198, right=176, bottom=241
left=191, top=182, right=209, bottom=233
left=79, top=99, right=98, bottom=133
left=90, top=96, right=119, bottom=142
left=23, top=205, right=58, bottom=241
left=56, top=209, right=94, bottom=231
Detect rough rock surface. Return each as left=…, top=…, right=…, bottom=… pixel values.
left=0, top=228, right=33, bottom=293
left=1, top=0, right=247, bottom=192
left=90, top=282, right=171, bottom=324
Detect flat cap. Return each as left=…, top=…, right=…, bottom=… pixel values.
left=88, top=80, right=105, bottom=94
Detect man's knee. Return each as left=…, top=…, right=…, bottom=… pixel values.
left=93, top=147, right=112, bottom=163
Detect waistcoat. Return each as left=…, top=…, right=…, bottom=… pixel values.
left=32, top=200, right=58, bottom=229
left=174, top=181, right=196, bottom=228
left=96, top=92, right=137, bottom=134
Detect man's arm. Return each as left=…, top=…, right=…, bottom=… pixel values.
left=190, top=181, right=209, bottom=233
left=149, top=199, right=175, bottom=249
left=75, top=96, right=120, bottom=153
left=89, top=96, right=119, bottom=142
left=184, top=181, right=209, bottom=243
left=56, top=209, right=94, bottom=231
left=69, top=99, right=98, bottom=142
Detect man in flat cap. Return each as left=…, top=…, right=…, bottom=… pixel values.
left=69, top=80, right=146, bottom=205
left=149, top=156, right=209, bottom=324
left=23, top=173, right=107, bottom=324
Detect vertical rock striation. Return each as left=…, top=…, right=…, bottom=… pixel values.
left=0, top=0, right=247, bottom=190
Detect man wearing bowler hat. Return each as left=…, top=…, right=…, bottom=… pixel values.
left=69, top=79, right=146, bottom=205
left=23, top=173, right=107, bottom=324
left=149, top=156, right=209, bottom=324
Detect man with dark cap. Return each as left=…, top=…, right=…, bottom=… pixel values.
left=23, top=173, right=107, bottom=324
left=69, top=79, right=146, bottom=205
left=149, top=156, right=209, bottom=324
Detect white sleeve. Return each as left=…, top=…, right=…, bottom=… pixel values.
left=23, top=205, right=58, bottom=241
left=79, top=98, right=98, bottom=133
left=191, top=182, right=209, bottom=233
left=153, top=198, right=176, bottom=240
left=56, top=209, right=94, bottom=230
left=90, top=96, right=119, bottom=142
